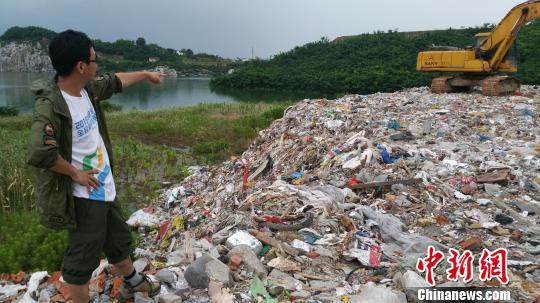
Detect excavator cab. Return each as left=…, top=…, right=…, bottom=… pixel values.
left=473, top=33, right=490, bottom=49
left=473, top=32, right=518, bottom=70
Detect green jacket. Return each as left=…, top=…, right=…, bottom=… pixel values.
left=27, top=73, right=123, bottom=229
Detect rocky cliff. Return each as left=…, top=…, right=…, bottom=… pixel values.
left=0, top=41, right=53, bottom=72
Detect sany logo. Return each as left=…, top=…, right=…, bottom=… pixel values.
left=416, top=246, right=509, bottom=287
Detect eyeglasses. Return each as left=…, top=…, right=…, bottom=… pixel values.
left=81, top=54, right=98, bottom=64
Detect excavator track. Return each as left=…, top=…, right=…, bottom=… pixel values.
left=481, top=76, right=520, bottom=96
left=431, top=77, right=454, bottom=94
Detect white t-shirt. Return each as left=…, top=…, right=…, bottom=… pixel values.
left=61, top=89, right=116, bottom=202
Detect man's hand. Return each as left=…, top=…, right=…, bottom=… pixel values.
left=72, top=169, right=100, bottom=193
left=146, top=72, right=166, bottom=84
left=50, top=155, right=100, bottom=193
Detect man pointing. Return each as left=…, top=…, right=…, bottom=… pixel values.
left=27, top=29, right=164, bottom=302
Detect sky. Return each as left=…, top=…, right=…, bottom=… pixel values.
left=0, top=0, right=525, bottom=59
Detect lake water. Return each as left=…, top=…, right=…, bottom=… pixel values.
left=0, top=72, right=319, bottom=113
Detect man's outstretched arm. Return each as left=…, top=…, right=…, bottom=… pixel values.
left=115, top=71, right=165, bottom=88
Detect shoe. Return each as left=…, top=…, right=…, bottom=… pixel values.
left=118, top=274, right=161, bottom=300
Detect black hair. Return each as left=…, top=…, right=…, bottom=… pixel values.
left=48, top=29, right=93, bottom=77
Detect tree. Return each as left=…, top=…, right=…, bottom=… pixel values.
left=136, top=37, right=146, bottom=47
left=181, top=48, right=194, bottom=56
left=0, top=26, right=56, bottom=42
left=211, top=22, right=540, bottom=94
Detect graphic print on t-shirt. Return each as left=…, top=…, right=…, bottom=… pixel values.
left=74, top=107, right=98, bottom=139
left=62, top=89, right=116, bottom=202
left=82, top=146, right=111, bottom=201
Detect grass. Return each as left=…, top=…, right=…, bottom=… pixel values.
left=112, top=136, right=196, bottom=213
left=0, top=101, right=289, bottom=273
left=0, top=118, right=34, bottom=212
left=108, top=102, right=288, bottom=155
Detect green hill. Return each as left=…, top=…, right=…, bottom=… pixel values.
left=211, top=22, right=540, bottom=95
left=0, top=26, right=56, bottom=42
left=0, top=26, right=238, bottom=76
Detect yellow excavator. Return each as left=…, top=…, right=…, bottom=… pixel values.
left=416, top=0, right=540, bottom=95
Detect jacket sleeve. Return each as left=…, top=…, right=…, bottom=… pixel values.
left=86, top=73, right=123, bottom=102
left=26, top=98, right=59, bottom=169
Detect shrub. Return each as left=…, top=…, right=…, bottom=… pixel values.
left=101, top=101, right=122, bottom=112
left=192, top=140, right=230, bottom=154
left=0, top=106, right=19, bottom=117
left=262, top=107, right=285, bottom=120
left=0, top=212, right=67, bottom=273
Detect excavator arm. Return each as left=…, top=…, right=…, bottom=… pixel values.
left=480, top=0, right=540, bottom=71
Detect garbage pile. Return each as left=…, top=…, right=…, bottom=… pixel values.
left=2, top=86, right=540, bottom=302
